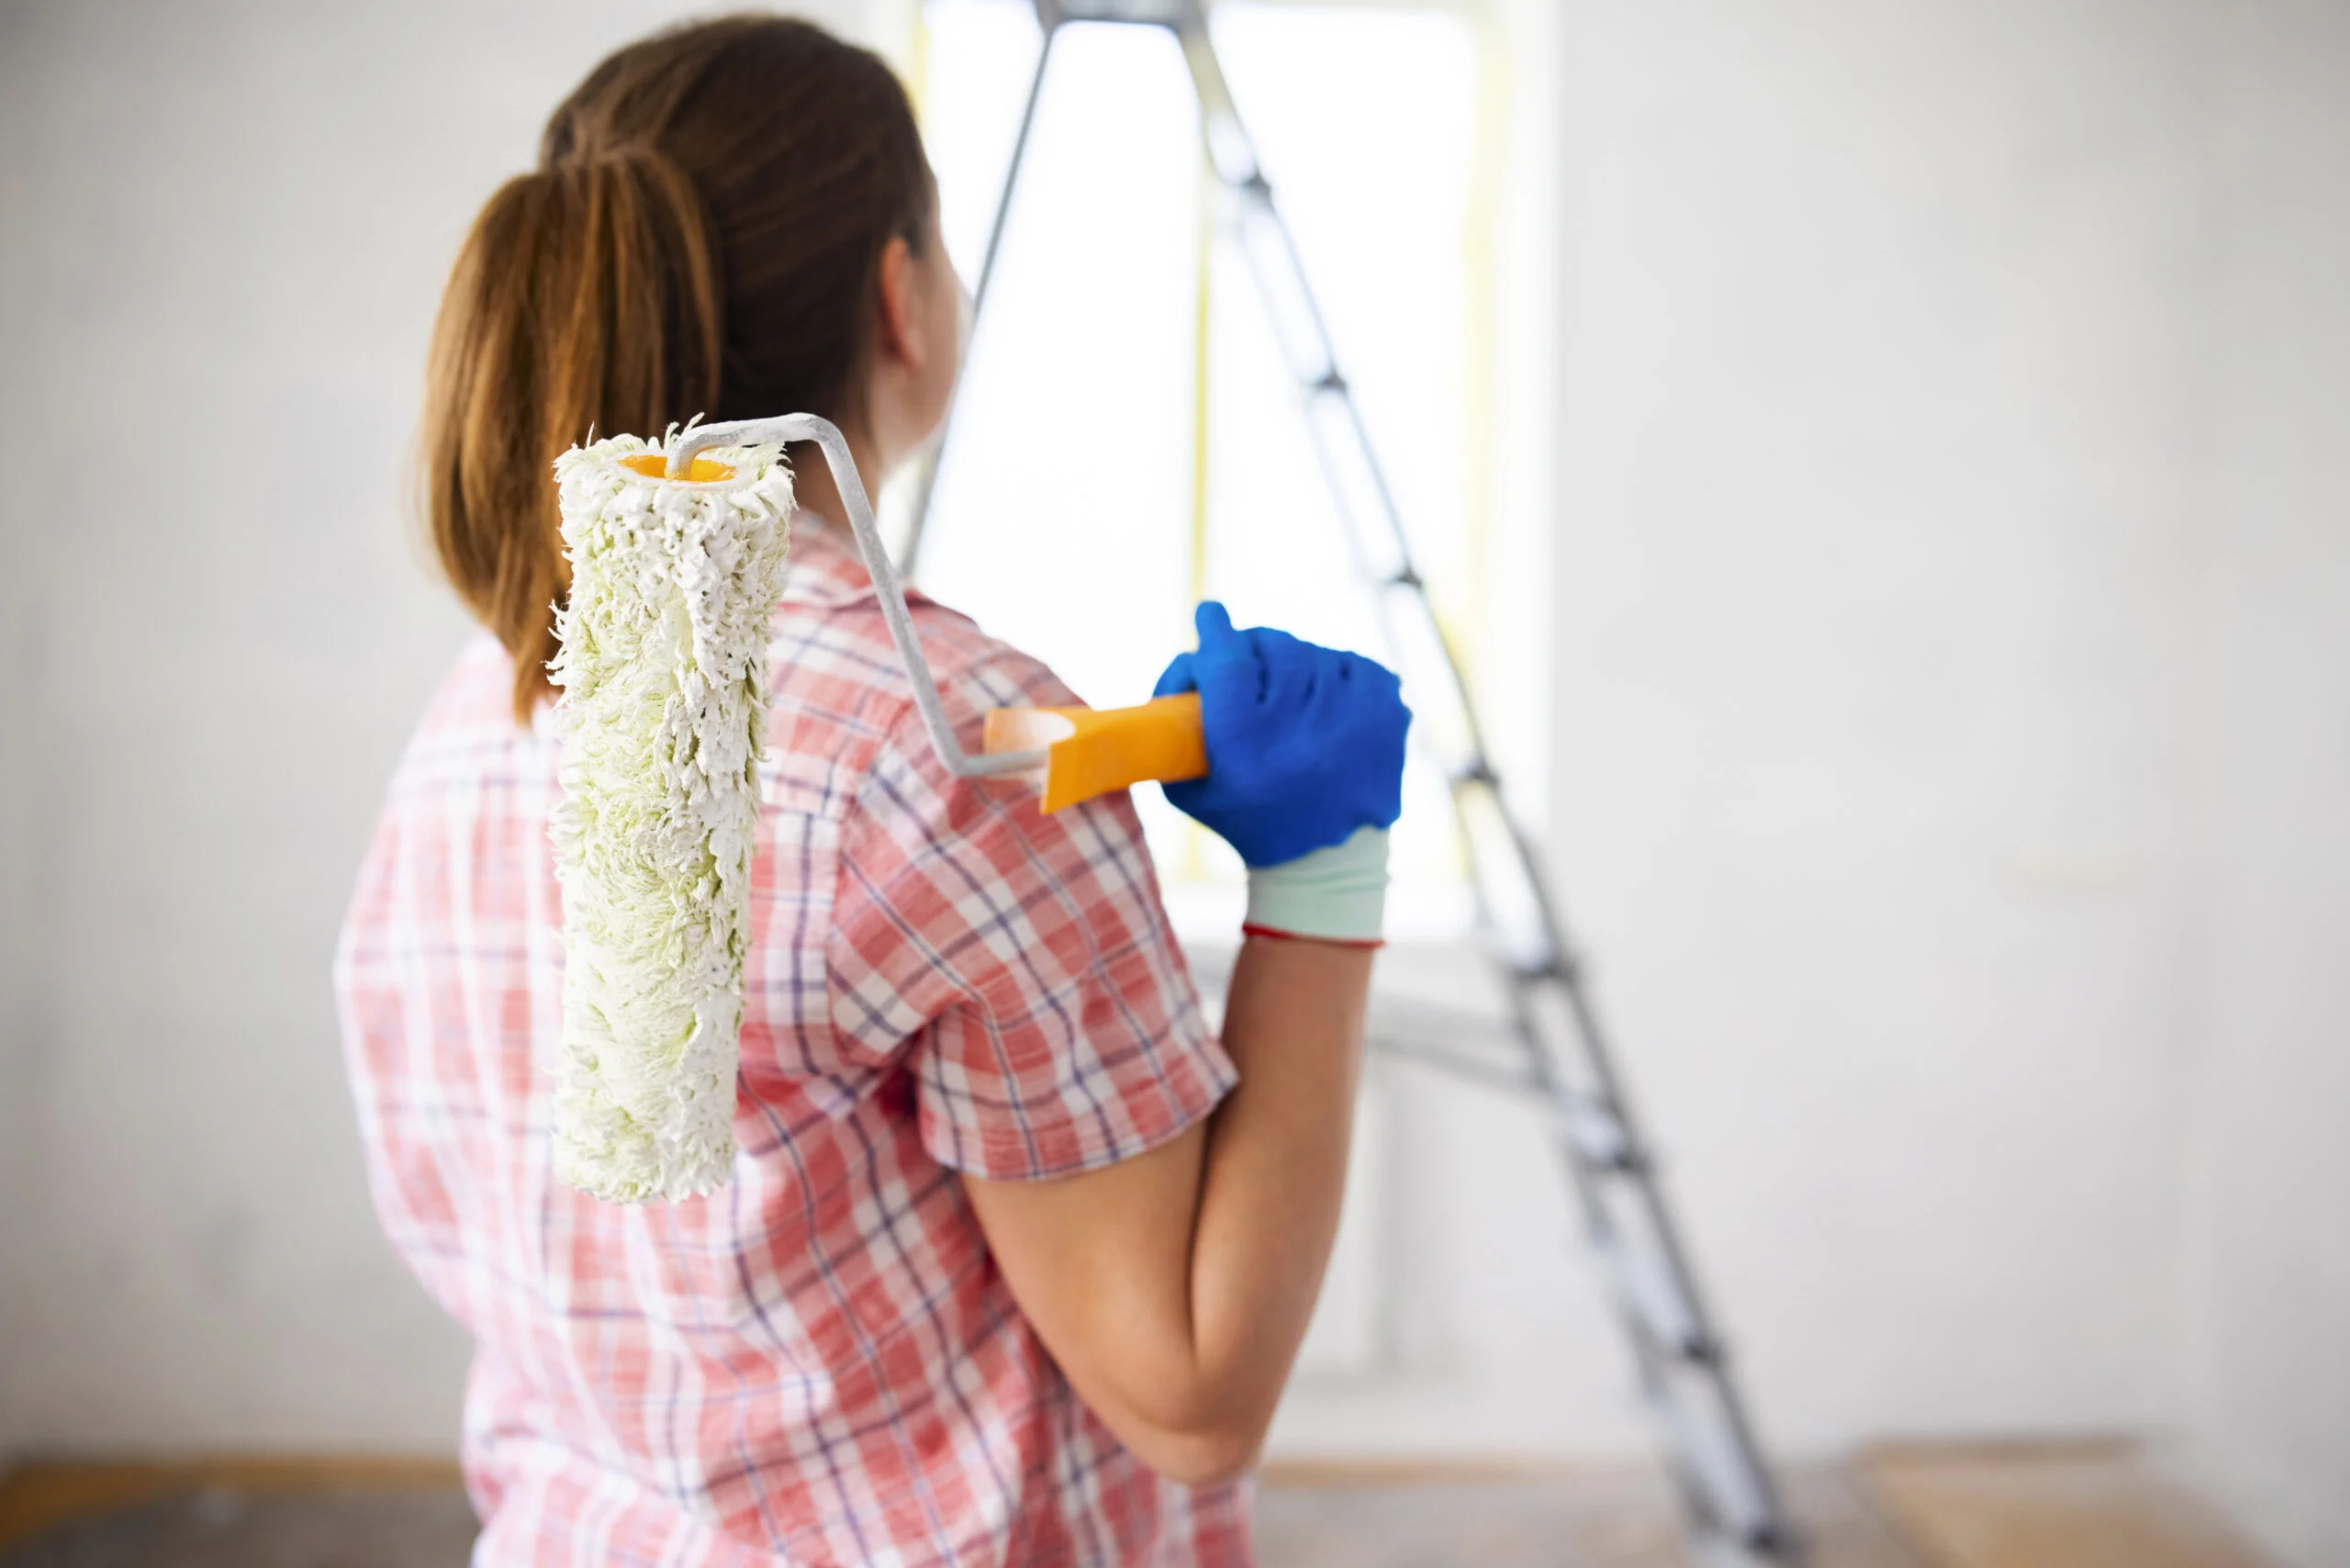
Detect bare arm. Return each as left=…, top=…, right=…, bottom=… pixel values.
left=959, top=935, right=1372, bottom=1485
left=962, top=602, right=1407, bottom=1484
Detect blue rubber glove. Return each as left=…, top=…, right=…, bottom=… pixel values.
left=1151, top=601, right=1410, bottom=868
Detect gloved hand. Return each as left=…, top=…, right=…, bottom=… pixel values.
left=1151, top=602, right=1410, bottom=869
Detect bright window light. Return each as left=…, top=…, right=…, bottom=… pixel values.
left=906, top=0, right=1522, bottom=940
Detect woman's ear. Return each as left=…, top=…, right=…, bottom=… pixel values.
left=866, top=218, right=961, bottom=471
left=873, top=233, right=922, bottom=372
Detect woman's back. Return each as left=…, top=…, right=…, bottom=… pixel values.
left=335, top=522, right=1247, bottom=1565
left=358, top=15, right=1405, bottom=1557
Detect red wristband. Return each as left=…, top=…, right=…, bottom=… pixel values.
left=1240, top=922, right=1385, bottom=951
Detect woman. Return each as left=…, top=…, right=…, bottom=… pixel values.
left=335, top=16, right=1407, bottom=1565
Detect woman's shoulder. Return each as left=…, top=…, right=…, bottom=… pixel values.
left=912, top=600, right=1076, bottom=711
left=767, top=526, right=1080, bottom=726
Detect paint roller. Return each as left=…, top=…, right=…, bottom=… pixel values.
left=547, top=414, right=1204, bottom=1202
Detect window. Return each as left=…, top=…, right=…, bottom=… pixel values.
left=896, top=0, right=1553, bottom=941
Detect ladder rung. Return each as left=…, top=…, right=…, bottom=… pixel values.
left=1447, top=756, right=1498, bottom=788
left=1507, top=944, right=1588, bottom=988
left=1597, top=1236, right=1714, bottom=1363
left=1492, top=951, right=1565, bottom=989
left=1501, top=951, right=1570, bottom=985
left=1558, top=1100, right=1640, bottom=1171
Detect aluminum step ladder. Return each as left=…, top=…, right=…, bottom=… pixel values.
left=901, top=3, right=1803, bottom=1559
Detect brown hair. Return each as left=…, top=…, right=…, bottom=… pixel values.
left=422, top=15, right=934, bottom=720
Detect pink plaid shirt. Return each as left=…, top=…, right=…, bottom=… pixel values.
left=334, top=521, right=1248, bottom=1566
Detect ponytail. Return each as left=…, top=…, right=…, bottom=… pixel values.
left=422, top=145, right=722, bottom=722
left=419, top=17, right=934, bottom=724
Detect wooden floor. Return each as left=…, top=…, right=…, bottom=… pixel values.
left=1253, top=1443, right=2272, bottom=1568
left=1856, top=1444, right=2273, bottom=1568
left=0, top=1442, right=2274, bottom=1567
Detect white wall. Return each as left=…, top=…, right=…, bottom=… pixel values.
left=2178, top=5, right=2350, bottom=1562
left=1528, top=0, right=2215, bottom=1456
left=3, top=4, right=2345, bottom=1541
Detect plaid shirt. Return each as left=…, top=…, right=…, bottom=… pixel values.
left=335, top=521, right=1246, bottom=1566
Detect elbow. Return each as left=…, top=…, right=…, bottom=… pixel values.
left=1118, top=1407, right=1270, bottom=1489
left=1078, top=1344, right=1282, bottom=1486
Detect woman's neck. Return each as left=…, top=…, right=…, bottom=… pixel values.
left=784, top=428, right=884, bottom=534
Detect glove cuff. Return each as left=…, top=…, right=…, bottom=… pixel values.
left=1242, top=825, right=1390, bottom=946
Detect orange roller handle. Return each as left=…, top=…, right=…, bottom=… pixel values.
left=982, top=692, right=1208, bottom=813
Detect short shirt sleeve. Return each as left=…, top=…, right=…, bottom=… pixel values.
left=826, top=651, right=1237, bottom=1182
